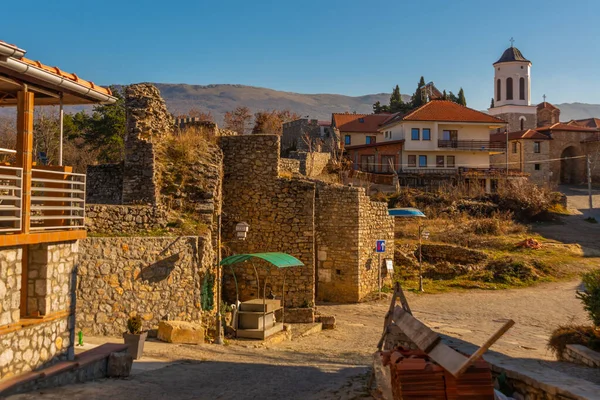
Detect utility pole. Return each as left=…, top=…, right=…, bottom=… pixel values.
left=505, top=129, right=509, bottom=175
left=587, top=154, right=593, bottom=211
left=418, top=225, right=424, bottom=292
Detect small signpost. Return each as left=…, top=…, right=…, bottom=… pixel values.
left=376, top=240, right=386, bottom=297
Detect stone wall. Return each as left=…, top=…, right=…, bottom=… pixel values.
left=420, top=244, right=487, bottom=265
left=86, top=164, right=123, bottom=205
left=122, top=84, right=173, bottom=205
left=220, top=135, right=316, bottom=308
left=282, top=118, right=322, bottom=152
left=0, top=247, right=22, bottom=326
left=1, top=242, right=78, bottom=380
left=289, top=151, right=331, bottom=177
left=562, top=344, right=600, bottom=368
left=85, top=205, right=168, bottom=235
left=492, top=111, right=537, bottom=133
left=77, top=236, right=215, bottom=336
left=279, top=158, right=300, bottom=175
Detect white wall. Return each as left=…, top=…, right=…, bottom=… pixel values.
left=494, top=60, right=531, bottom=107
left=401, top=151, right=491, bottom=170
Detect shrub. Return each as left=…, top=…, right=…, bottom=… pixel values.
left=577, top=270, right=600, bottom=326
left=548, top=324, right=600, bottom=358
left=491, top=180, right=562, bottom=221
left=485, top=258, right=537, bottom=283
left=127, top=315, right=143, bottom=334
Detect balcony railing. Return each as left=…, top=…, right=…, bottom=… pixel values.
left=0, top=166, right=23, bottom=233
left=438, top=140, right=505, bottom=151
left=30, top=168, right=86, bottom=231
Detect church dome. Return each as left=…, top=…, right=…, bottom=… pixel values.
left=494, top=47, right=530, bottom=65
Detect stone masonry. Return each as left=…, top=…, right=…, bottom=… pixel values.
left=0, top=243, right=78, bottom=380
left=77, top=236, right=215, bottom=336
left=85, top=205, right=168, bottom=235
left=86, top=163, right=123, bottom=205
left=122, top=84, right=173, bottom=205
left=288, top=151, right=331, bottom=177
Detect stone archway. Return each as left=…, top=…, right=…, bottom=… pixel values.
left=560, top=146, right=581, bottom=184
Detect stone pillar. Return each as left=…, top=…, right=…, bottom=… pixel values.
left=122, top=84, right=173, bottom=205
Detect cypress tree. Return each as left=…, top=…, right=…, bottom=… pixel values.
left=457, top=88, right=467, bottom=106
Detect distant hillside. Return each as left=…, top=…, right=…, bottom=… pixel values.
left=0, top=83, right=598, bottom=125
left=152, top=83, right=411, bottom=124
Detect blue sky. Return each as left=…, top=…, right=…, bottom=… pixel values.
left=3, top=0, right=599, bottom=109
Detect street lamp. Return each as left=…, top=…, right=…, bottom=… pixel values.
left=216, top=221, right=250, bottom=345
left=418, top=225, right=430, bottom=292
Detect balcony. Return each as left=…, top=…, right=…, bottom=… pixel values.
left=0, top=164, right=86, bottom=235
left=438, top=140, right=505, bottom=151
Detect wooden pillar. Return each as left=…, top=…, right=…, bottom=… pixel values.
left=16, top=90, right=34, bottom=234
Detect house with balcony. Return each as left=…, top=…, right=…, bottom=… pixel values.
left=332, top=112, right=395, bottom=148
left=0, top=39, right=117, bottom=386
left=346, top=100, right=512, bottom=192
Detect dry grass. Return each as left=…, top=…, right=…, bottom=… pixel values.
left=548, top=325, right=600, bottom=358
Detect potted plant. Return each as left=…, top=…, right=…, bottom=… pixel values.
left=123, top=315, right=147, bottom=360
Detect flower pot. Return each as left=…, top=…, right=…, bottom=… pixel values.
left=123, top=331, right=148, bottom=360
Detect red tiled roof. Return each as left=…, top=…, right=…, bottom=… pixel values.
left=0, top=40, right=25, bottom=53
left=536, top=122, right=599, bottom=132
left=568, top=118, right=600, bottom=128
left=490, top=129, right=549, bottom=143
left=332, top=113, right=394, bottom=133
left=536, top=102, right=558, bottom=111
left=401, top=100, right=507, bottom=124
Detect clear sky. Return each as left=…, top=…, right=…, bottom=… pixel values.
left=3, top=0, right=599, bottom=110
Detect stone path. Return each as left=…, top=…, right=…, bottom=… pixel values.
left=9, top=280, right=600, bottom=399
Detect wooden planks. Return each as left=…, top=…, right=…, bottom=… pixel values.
left=393, top=306, right=440, bottom=352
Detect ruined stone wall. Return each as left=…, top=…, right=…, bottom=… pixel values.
left=357, top=195, right=395, bottom=299
left=85, top=205, right=168, bottom=235
left=279, top=158, right=300, bottom=175
left=122, top=84, right=173, bottom=205
left=220, top=135, right=316, bottom=307
left=547, top=130, right=588, bottom=184
left=289, top=151, right=331, bottom=177
left=0, top=247, right=22, bottom=326
left=77, top=236, right=214, bottom=336
left=282, top=119, right=321, bottom=152
left=0, top=243, right=77, bottom=380
left=315, top=184, right=361, bottom=302
left=86, top=164, right=123, bottom=205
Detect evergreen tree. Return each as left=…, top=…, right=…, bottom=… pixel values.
left=411, top=76, right=427, bottom=108
left=447, top=91, right=458, bottom=103
left=373, top=101, right=383, bottom=114
left=457, top=88, right=467, bottom=106
left=490, top=98, right=495, bottom=108
left=389, top=85, right=405, bottom=112
left=442, top=90, right=448, bottom=100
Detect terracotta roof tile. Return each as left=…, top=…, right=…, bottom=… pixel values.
left=536, top=122, right=599, bottom=132
left=401, top=100, right=507, bottom=124
left=536, top=102, right=558, bottom=111
left=332, top=113, right=394, bottom=133
left=569, top=118, right=600, bottom=128
left=490, top=129, right=549, bottom=143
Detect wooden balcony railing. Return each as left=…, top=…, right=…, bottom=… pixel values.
left=438, top=140, right=505, bottom=151
left=0, top=166, right=23, bottom=233
left=30, top=168, right=86, bottom=231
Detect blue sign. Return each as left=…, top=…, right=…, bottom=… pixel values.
left=376, top=240, right=386, bottom=253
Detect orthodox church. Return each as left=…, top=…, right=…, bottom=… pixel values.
left=488, top=44, right=600, bottom=186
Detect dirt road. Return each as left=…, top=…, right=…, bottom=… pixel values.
left=10, top=279, right=598, bottom=400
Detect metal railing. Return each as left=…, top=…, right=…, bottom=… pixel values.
left=438, top=140, right=505, bottom=151
left=0, top=166, right=23, bottom=233
left=30, top=168, right=86, bottom=231
left=401, top=168, right=458, bottom=175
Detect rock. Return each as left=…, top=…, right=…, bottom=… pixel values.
left=319, top=315, right=336, bottom=330
left=157, top=320, right=205, bottom=344
left=107, top=351, right=133, bottom=378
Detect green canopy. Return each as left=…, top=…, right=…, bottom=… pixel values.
left=220, top=252, right=304, bottom=268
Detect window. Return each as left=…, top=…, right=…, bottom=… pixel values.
left=446, top=155, right=455, bottom=167
left=360, top=155, right=376, bottom=172
left=408, top=155, right=417, bottom=168
left=418, top=155, right=427, bottom=168
left=534, top=141, right=541, bottom=153
left=506, top=77, right=513, bottom=100
left=344, top=135, right=351, bottom=145
left=381, top=155, right=395, bottom=173
left=512, top=142, right=517, bottom=153
left=411, top=128, right=420, bottom=140
left=436, top=155, right=444, bottom=168
left=496, top=79, right=501, bottom=101
left=519, top=77, right=525, bottom=100
left=520, top=117, right=525, bottom=130
left=358, top=118, right=365, bottom=123
left=423, top=128, right=431, bottom=141
left=534, top=163, right=541, bottom=171
left=366, top=136, right=376, bottom=145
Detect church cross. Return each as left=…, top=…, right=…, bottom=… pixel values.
left=543, top=94, right=546, bottom=102
left=510, top=37, right=515, bottom=47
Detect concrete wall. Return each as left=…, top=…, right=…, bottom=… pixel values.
left=86, top=164, right=123, bottom=205
left=0, top=242, right=77, bottom=380
left=77, top=236, right=214, bottom=336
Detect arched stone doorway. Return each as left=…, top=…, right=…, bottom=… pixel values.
left=560, top=146, right=581, bottom=184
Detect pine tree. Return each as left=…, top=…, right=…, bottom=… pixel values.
left=411, top=77, right=427, bottom=108
left=490, top=98, right=495, bottom=108
left=448, top=91, right=458, bottom=103
left=442, top=90, right=448, bottom=100
left=373, top=101, right=383, bottom=114
left=389, top=85, right=405, bottom=112
left=457, top=88, right=467, bottom=106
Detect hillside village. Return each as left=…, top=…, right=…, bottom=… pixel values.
left=0, top=35, right=599, bottom=400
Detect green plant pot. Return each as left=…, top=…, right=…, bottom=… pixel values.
left=123, top=331, right=148, bottom=360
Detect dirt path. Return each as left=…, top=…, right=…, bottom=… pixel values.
left=10, top=280, right=598, bottom=400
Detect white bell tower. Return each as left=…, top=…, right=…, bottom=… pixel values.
left=489, top=40, right=537, bottom=132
